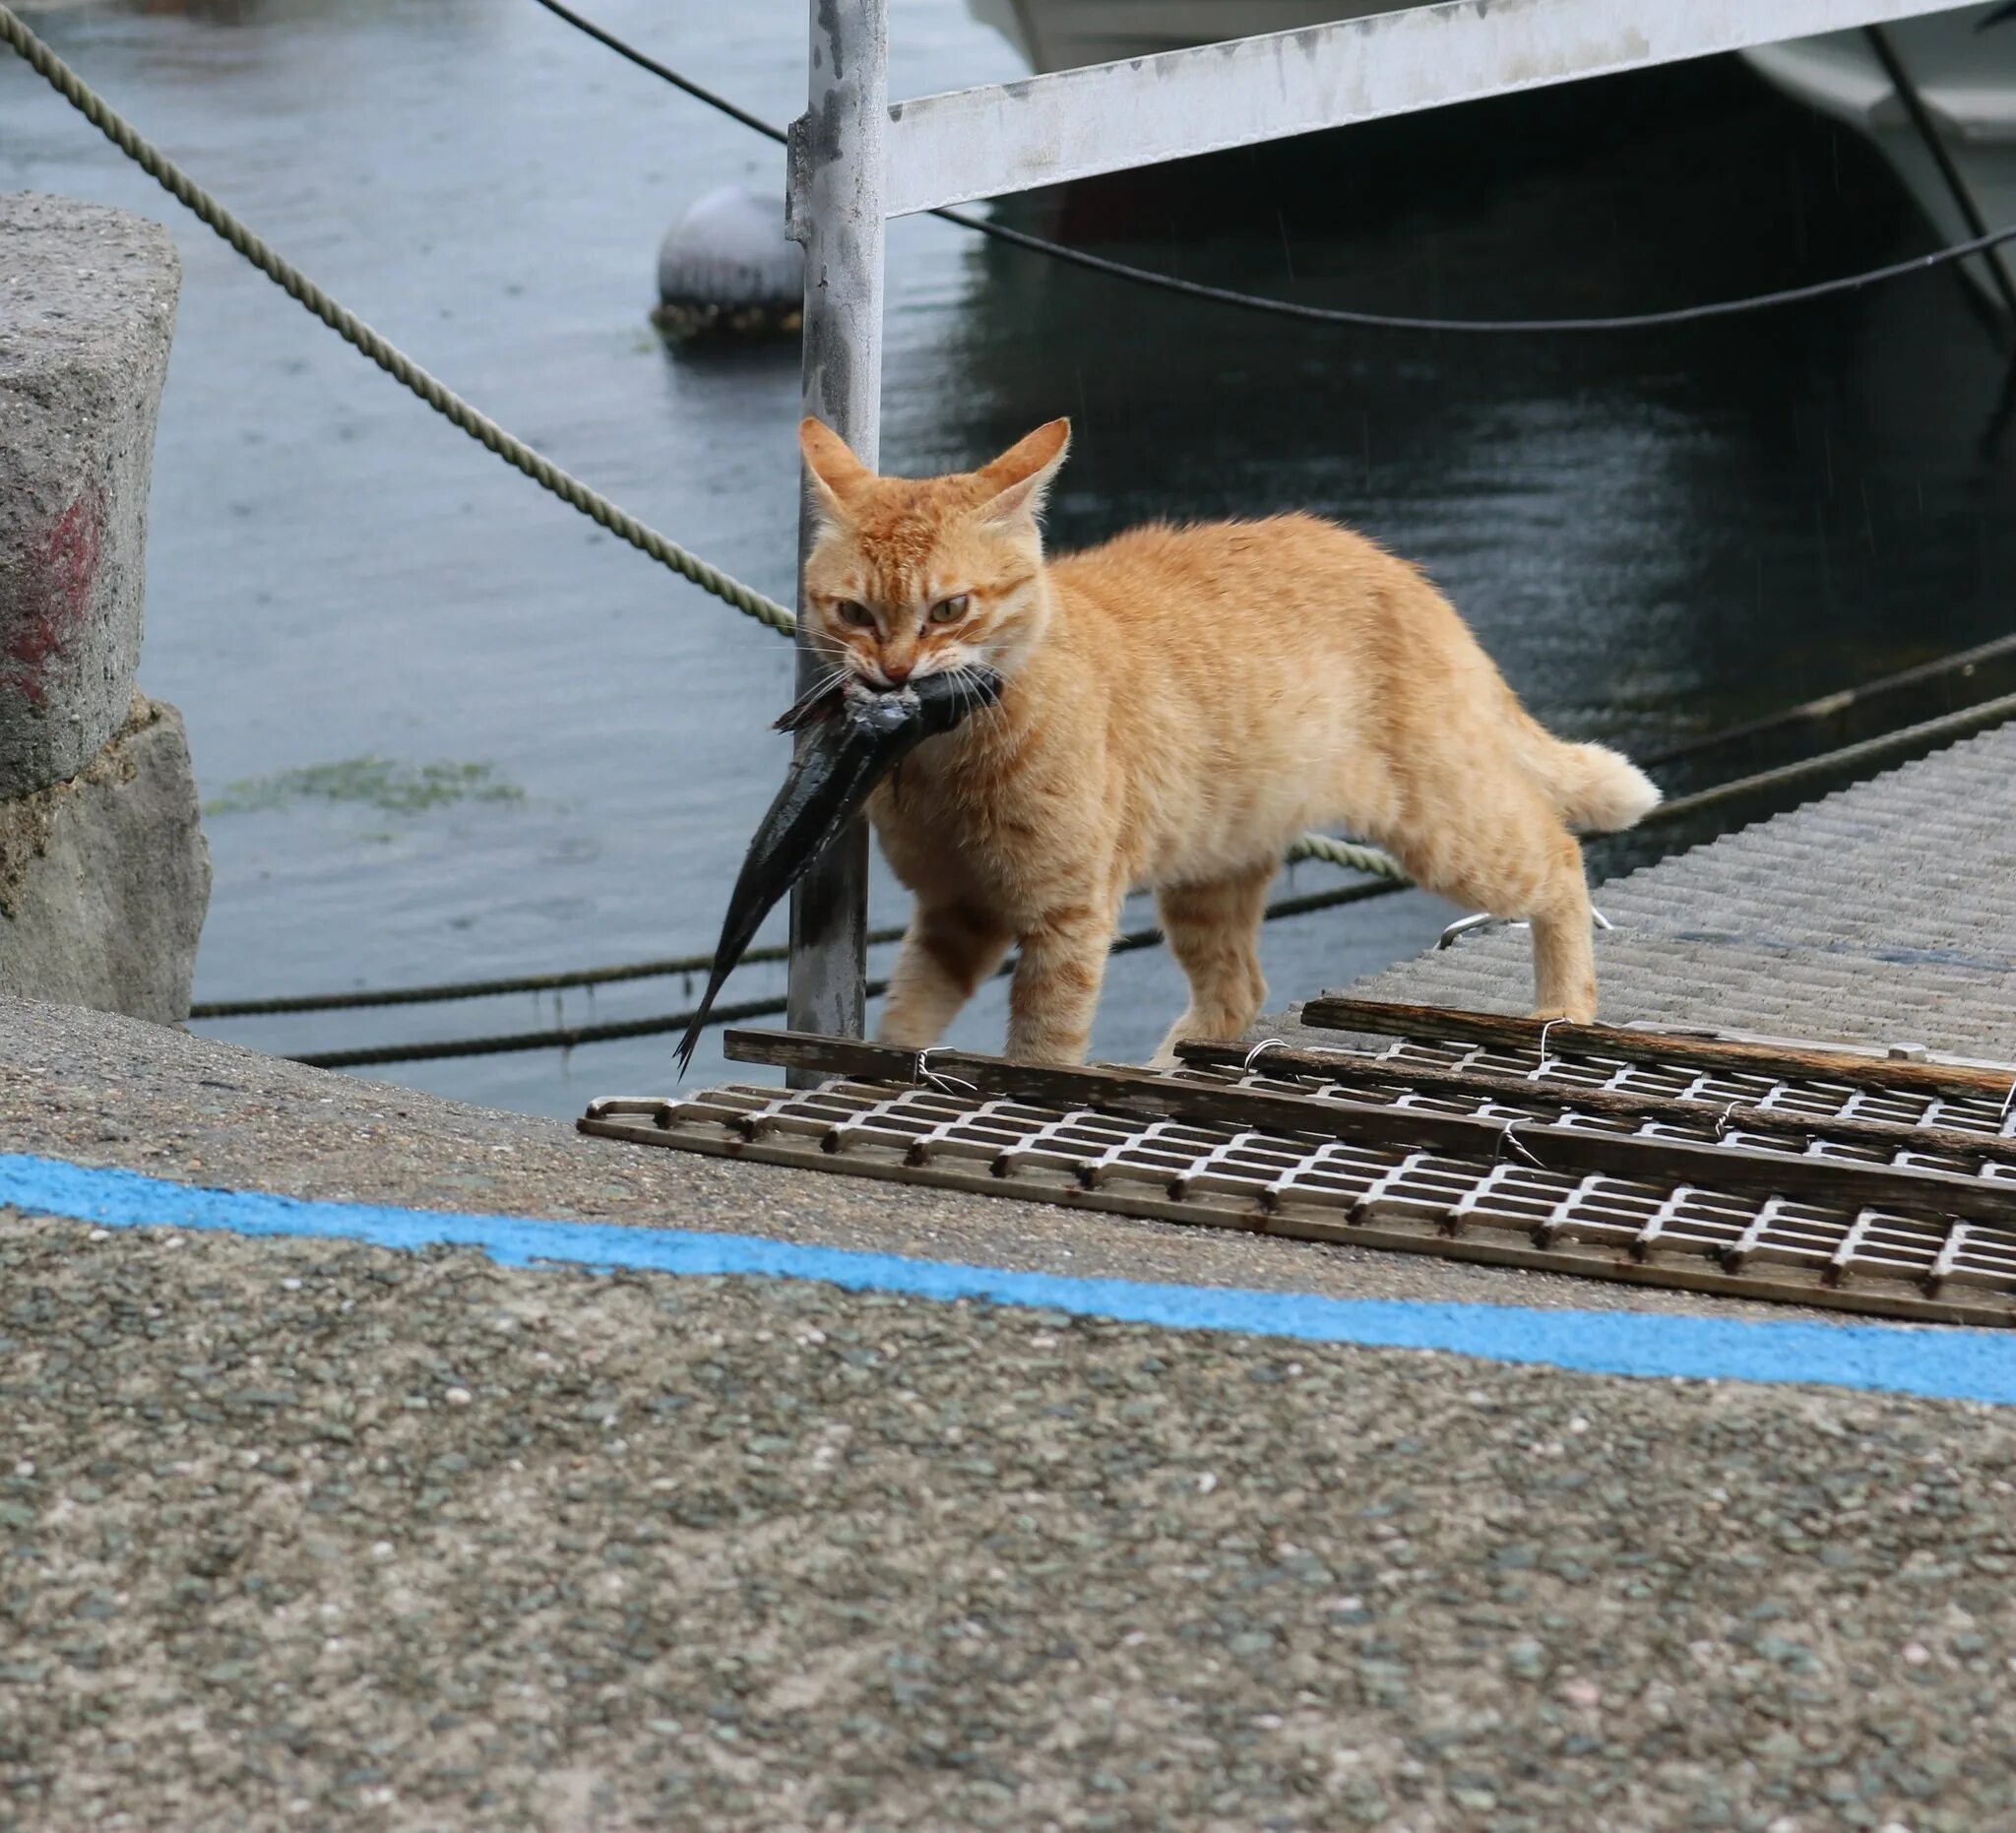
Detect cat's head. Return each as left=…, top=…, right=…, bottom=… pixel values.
left=798, top=417, right=1070, bottom=688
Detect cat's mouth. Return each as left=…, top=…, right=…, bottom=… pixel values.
left=849, top=661, right=1007, bottom=713
left=851, top=658, right=970, bottom=690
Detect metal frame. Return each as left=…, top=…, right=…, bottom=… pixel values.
left=882, top=0, right=1962, bottom=220
left=723, top=1028, right=2016, bottom=1230
left=579, top=1008, right=2016, bottom=1328
left=782, top=0, right=1959, bottom=1033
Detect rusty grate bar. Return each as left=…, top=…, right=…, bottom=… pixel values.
left=579, top=1008, right=2016, bottom=1328
left=1299, top=994, right=2016, bottom=1104
left=579, top=1083, right=2016, bottom=1328
left=1173, top=1039, right=2016, bottom=1173
left=721, top=1030, right=2016, bottom=1231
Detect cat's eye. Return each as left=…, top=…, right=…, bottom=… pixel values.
left=834, top=600, right=874, bottom=629
left=927, top=594, right=970, bottom=625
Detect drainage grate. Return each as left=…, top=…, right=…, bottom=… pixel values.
left=580, top=1008, right=2016, bottom=1328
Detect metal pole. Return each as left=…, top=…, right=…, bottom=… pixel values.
left=785, top=0, right=887, bottom=1071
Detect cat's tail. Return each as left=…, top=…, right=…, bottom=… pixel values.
left=1511, top=715, right=1662, bottom=835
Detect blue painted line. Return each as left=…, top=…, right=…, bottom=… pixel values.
left=3, top=1151, right=2013, bottom=1403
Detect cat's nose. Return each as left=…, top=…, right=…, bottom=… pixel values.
left=882, top=659, right=914, bottom=683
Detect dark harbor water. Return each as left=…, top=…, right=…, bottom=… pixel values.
left=4, top=0, right=2013, bottom=1115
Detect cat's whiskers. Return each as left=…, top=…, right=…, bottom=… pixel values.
left=947, top=661, right=990, bottom=725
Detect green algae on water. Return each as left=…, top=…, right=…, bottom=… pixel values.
left=205, top=756, right=526, bottom=817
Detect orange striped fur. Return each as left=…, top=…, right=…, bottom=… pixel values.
left=799, top=417, right=1660, bottom=1064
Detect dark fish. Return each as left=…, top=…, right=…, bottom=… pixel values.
left=675, top=667, right=1005, bottom=1071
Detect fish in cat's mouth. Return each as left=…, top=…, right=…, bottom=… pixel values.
left=673, top=666, right=1007, bottom=1071
left=845, top=656, right=1005, bottom=699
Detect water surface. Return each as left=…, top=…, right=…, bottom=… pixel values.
left=4, top=0, right=2011, bottom=1113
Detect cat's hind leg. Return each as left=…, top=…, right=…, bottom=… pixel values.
left=1395, top=793, right=1598, bottom=1024
left=877, top=900, right=1014, bottom=1050
left=1148, top=860, right=1277, bottom=1068
left=1524, top=834, right=1601, bottom=1024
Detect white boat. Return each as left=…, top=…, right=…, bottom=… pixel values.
left=968, top=1, right=2016, bottom=314
left=1740, top=5, right=2016, bottom=309
left=967, top=0, right=1390, bottom=70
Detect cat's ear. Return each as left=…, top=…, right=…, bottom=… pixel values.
left=975, top=417, right=1071, bottom=525
left=799, top=417, right=872, bottom=522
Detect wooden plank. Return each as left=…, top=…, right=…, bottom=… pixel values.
left=1297, top=996, right=2016, bottom=1105
left=722, top=1030, right=2016, bottom=1231
left=1173, top=1040, right=2016, bottom=1171
left=880, top=0, right=1959, bottom=217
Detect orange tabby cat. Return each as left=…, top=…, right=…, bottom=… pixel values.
left=799, top=415, right=1660, bottom=1065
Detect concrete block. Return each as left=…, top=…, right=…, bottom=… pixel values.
left=0, top=193, right=180, bottom=798
left=0, top=696, right=212, bottom=1024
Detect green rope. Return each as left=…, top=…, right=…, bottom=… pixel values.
left=0, top=4, right=795, bottom=636
left=1286, top=833, right=1409, bottom=881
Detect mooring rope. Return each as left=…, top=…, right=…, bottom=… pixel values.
left=286, top=876, right=1406, bottom=1069
left=192, top=927, right=907, bottom=1018
left=1636, top=686, right=2016, bottom=830
left=1635, top=629, right=2016, bottom=768
left=0, top=5, right=796, bottom=636
left=531, top=0, right=2016, bottom=336
left=0, top=4, right=1429, bottom=889
left=944, top=204, right=2016, bottom=338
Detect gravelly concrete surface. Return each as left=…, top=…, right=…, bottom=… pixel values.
left=6, top=1217, right=2016, bottom=1833
left=8, top=709, right=2016, bottom=1833
left=0, top=993, right=1816, bottom=1323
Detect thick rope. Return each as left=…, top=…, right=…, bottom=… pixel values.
left=0, top=5, right=795, bottom=636
left=4, top=5, right=1413, bottom=943
left=1285, top=834, right=1408, bottom=879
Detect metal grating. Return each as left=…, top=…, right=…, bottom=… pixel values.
left=581, top=1017, right=2016, bottom=1329
left=1198, top=1043, right=2016, bottom=1182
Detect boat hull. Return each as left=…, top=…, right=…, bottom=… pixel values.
left=968, top=0, right=2016, bottom=315
left=1741, top=8, right=2016, bottom=310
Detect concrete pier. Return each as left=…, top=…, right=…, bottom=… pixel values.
left=0, top=193, right=210, bottom=1020
left=2, top=723, right=2013, bottom=1826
